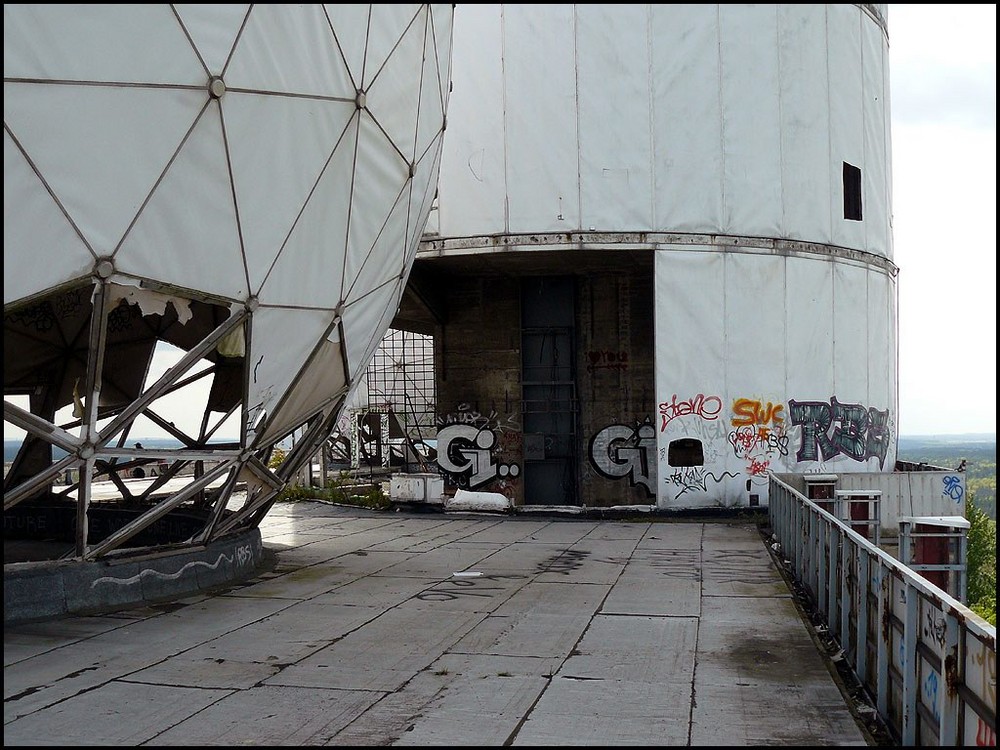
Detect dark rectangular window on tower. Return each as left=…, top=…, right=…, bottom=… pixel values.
left=843, top=162, right=863, bottom=221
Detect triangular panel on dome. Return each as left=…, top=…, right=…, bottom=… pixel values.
left=323, top=4, right=372, bottom=90
left=405, top=135, right=445, bottom=260
left=223, top=93, right=356, bottom=298
left=430, top=4, right=455, bottom=109
left=344, top=187, right=409, bottom=307
left=363, top=8, right=425, bottom=163
left=173, top=4, right=251, bottom=78
left=342, top=112, right=409, bottom=295
left=413, top=21, right=447, bottom=165
left=257, top=327, right=349, bottom=445
left=116, top=104, right=248, bottom=302
left=225, top=4, right=354, bottom=100
left=363, top=5, right=425, bottom=91
left=256, top=115, right=358, bottom=309
left=3, top=5, right=206, bottom=85
left=3, top=132, right=94, bottom=305
left=341, top=279, right=401, bottom=385
left=245, top=306, right=337, bottom=447
left=3, top=82, right=206, bottom=257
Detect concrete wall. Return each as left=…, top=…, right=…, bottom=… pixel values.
left=578, top=271, right=656, bottom=507
left=433, top=265, right=655, bottom=507
left=435, top=276, right=524, bottom=505
left=4, top=528, right=267, bottom=626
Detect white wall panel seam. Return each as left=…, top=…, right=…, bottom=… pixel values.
left=574, top=5, right=583, bottom=233
left=715, top=5, right=727, bottom=234
left=825, top=5, right=834, bottom=246
left=783, top=254, right=789, bottom=412
left=500, top=5, right=510, bottom=235
left=859, top=7, right=869, bottom=252
left=646, top=4, right=656, bottom=233
left=867, top=267, right=872, bottom=406
left=831, top=252, right=837, bottom=398
left=722, top=248, right=729, bottom=411
left=775, top=8, right=787, bottom=238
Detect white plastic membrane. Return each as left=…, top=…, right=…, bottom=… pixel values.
left=650, top=6, right=723, bottom=233
left=3, top=4, right=205, bottom=84
left=500, top=5, right=579, bottom=233
left=785, top=256, right=836, bottom=397
left=777, top=5, right=832, bottom=245
left=5, top=4, right=454, bottom=456
left=257, top=119, right=357, bottom=308
left=226, top=4, right=354, bottom=98
left=655, top=249, right=897, bottom=508
left=436, top=5, right=506, bottom=235
left=3, top=132, right=93, bottom=304
left=720, top=5, right=783, bottom=237
left=4, top=82, right=205, bottom=256
left=833, top=262, right=871, bottom=399
left=827, top=3, right=866, bottom=253
left=246, top=307, right=337, bottom=442
left=116, top=106, right=247, bottom=301
left=578, top=5, right=653, bottom=232
left=434, top=4, right=892, bottom=260
left=172, top=5, right=250, bottom=77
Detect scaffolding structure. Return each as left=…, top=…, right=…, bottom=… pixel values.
left=327, top=329, right=437, bottom=473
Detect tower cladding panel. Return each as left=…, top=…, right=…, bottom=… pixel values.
left=426, top=4, right=896, bottom=508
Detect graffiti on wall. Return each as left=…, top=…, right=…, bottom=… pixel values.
left=589, top=419, right=656, bottom=496
left=586, top=350, right=629, bottom=373
left=727, top=396, right=790, bottom=483
left=668, top=466, right=739, bottom=499
left=658, top=416, right=728, bottom=467
left=436, top=424, right=521, bottom=490
left=942, top=475, right=964, bottom=504
left=788, top=397, right=891, bottom=468
left=731, top=398, right=784, bottom=427
left=658, top=393, right=722, bottom=432
left=436, top=402, right=521, bottom=434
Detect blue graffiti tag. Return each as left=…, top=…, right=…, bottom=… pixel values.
left=942, top=475, right=964, bottom=503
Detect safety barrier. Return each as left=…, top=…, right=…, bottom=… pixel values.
left=768, top=474, right=996, bottom=745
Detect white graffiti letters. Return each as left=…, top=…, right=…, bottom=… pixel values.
left=589, top=421, right=656, bottom=496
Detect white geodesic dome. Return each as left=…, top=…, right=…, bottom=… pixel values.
left=4, top=4, right=453, bottom=559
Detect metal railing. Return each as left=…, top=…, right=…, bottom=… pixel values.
left=768, top=474, right=997, bottom=746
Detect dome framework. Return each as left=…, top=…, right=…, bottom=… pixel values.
left=4, top=4, right=454, bottom=563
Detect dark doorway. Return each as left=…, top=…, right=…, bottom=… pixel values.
left=521, top=276, right=578, bottom=505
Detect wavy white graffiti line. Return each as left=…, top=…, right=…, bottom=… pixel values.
left=89, top=550, right=246, bottom=588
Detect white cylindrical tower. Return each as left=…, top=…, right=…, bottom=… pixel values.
left=423, top=4, right=896, bottom=508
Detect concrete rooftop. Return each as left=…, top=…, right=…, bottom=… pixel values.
left=3, top=500, right=876, bottom=746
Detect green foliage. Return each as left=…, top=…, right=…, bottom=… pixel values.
left=275, top=470, right=392, bottom=511
left=965, top=496, right=997, bottom=626
left=268, top=447, right=288, bottom=470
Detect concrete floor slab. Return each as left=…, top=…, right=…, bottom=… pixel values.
left=512, top=676, right=694, bottom=746
left=265, top=606, right=486, bottom=692
left=146, top=685, right=383, bottom=746
left=5, top=680, right=232, bottom=745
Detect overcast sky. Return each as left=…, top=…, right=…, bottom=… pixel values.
left=889, top=4, right=996, bottom=436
